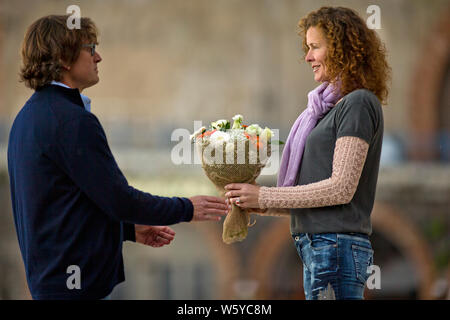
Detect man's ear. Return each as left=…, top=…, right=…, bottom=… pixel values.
left=60, top=59, right=71, bottom=71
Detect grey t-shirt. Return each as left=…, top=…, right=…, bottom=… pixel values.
left=290, top=89, right=384, bottom=235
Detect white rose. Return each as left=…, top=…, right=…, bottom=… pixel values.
left=190, top=126, right=206, bottom=142
left=232, top=114, right=244, bottom=129
left=225, top=141, right=235, bottom=154
left=245, top=124, right=262, bottom=136
left=260, top=127, right=274, bottom=141
left=232, top=114, right=243, bottom=122
left=211, top=119, right=229, bottom=130
left=209, top=131, right=231, bottom=147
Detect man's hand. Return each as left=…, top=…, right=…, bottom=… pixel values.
left=189, top=195, right=230, bottom=221
left=135, top=225, right=176, bottom=247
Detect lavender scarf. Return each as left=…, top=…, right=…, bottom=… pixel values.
left=277, top=81, right=342, bottom=187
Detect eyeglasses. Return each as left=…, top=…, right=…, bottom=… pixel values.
left=82, top=43, right=96, bottom=56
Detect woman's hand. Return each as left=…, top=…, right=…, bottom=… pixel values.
left=224, top=183, right=261, bottom=209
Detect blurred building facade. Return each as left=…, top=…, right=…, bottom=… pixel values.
left=0, top=0, right=448, bottom=299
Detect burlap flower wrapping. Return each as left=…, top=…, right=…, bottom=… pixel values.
left=195, top=134, right=271, bottom=244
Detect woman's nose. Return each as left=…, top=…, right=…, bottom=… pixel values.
left=305, top=49, right=313, bottom=62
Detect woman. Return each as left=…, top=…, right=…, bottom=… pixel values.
left=225, top=6, right=391, bottom=300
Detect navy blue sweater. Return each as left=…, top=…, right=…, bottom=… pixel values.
left=7, top=84, right=193, bottom=299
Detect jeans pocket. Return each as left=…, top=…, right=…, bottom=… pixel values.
left=293, top=234, right=306, bottom=264
left=352, top=244, right=374, bottom=284
left=310, top=233, right=338, bottom=250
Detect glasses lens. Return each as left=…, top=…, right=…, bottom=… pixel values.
left=83, top=44, right=95, bottom=56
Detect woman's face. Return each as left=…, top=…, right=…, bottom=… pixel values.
left=305, top=26, right=329, bottom=83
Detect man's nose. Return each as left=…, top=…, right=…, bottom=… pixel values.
left=94, top=51, right=102, bottom=63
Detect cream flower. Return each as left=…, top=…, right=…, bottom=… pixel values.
left=190, top=126, right=206, bottom=142
left=260, top=127, right=274, bottom=141
left=209, top=131, right=231, bottom=147
left=232, top=114, right=244, bottom=129
left=211, top=119, right=229, bottom=130
left=225, top=141, right=235, bottom=154
left=245, top=124, right=262, bottom=136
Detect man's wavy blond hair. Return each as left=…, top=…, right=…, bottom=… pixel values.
left=20, top=15, right=98, bottom=90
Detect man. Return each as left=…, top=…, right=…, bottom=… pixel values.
left=7, top=15, right=229, bottom=300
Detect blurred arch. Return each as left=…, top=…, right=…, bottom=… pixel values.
left=370, top=202, right=435, bottom=299
left=409, top=5, right=450, bottom=161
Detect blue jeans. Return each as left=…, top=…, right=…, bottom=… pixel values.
left=292, top=232, right=374, bottom=300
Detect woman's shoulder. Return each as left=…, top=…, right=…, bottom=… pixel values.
left=341, top=88, right=381, bottom=107
left=334, top=88, right=384, bottom=125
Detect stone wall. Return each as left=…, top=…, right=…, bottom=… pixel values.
left=1, top=0, right=449, bottom=148
left=0, top=0, right=448, bottom=299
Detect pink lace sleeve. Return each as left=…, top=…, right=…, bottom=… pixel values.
left=258, top=136, right=369, bottom=209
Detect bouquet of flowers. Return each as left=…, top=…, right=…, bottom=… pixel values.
left=190, top=115, right=274, bottom=244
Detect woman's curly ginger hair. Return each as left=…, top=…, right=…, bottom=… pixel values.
left=298, top=7, right=391, bottom=104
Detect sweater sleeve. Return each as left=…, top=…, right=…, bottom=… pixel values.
left=122, top=222, right=136, bottom=242
left=258, top=136, right=369, bottom=209
left=57, top=113, right=194, bottom=225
